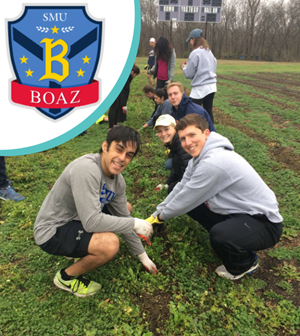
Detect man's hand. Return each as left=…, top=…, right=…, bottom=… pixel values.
left=145, top=214, right=164, bottom=225
left=144, top=64, right=149, bottom=70
left=138, top=252, right=157, bottom=274
left=165, top=80, right=171, bottom=86
left=134, top=218, right=153, bottom=245
left=155, top=184, right=169, bottom=191
left=122, top=106, right=127, bottom=114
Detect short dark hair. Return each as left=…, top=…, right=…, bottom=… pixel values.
left=154, top=88, right=168, bottom=100
left=176, top=114, right=209, bottom=133
left=99, top=126, right=141, bottom=157
left=132, top=64, right=140, bottom=75
left=142, top=85, right=154, bottom=94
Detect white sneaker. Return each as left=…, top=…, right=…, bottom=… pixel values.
left=215, top=260, right=259, bottom=280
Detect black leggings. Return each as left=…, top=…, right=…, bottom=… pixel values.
left=192, top=92, right=215, bottom=124
left=156, top=79, right=167, bottom=89
left=188, top=203, right=282, bottom=275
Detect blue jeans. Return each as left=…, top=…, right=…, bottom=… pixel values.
left=165, top=158, right=172, bottom=170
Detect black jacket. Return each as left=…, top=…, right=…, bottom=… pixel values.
left=121, top=75, right=133, bottom=107
left=165, top=133, right=192, bottom=193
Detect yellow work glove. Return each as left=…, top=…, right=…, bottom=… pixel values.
left=145, top=215, right=164, bottom=225
left=144, top=64, right=149, bottom=70
left=165, top=149, right=170, bottom=156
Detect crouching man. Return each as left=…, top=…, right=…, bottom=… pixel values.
left=34, top=126, right=156, bottom=297
left=147, top=114, right=282, bottom=280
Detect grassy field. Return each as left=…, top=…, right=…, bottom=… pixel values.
left=1, top=58, right=300, bottom=336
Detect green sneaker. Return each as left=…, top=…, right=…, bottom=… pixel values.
left=53, top=271, right=102, bottom=297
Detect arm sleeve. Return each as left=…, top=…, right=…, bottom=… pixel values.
left=69, top=163, right=134, bottom=234
left=168, top=50, right=176, bottom=82
left=159, top=163, right=232, bottom=220
left=182, top=52, right=197, bottom=79
left=153, top=164, right=193, bottom=217
left=147, top=105, right=162, bottom=127
left=121, top=232, right=145, bottom=256
left=106, top=178, right=145, bottom=256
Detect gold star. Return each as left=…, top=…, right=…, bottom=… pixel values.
left=82, top=55, right=91, bottom=64
left=77, top=69, right=85, bottom=77
left=51, top=25, right=59, bottom=34
left=20, top=56, right=28, bottom=64
left=25, top=69, right=34, bottom=77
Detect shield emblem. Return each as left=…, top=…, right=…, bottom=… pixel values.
left=8, top=6, right=102, bottom=119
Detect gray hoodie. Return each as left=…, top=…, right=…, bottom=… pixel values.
left=183, top=48, right=217, bottom=87
left=34, top=154, right=144, bottom=255
left=154, top=132, right=283, bottom=224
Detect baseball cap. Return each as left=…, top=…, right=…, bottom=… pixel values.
left=149, top=37, right=156, bottom=43
left=154, top=114, right=176, bottom=130
left=186, top=29, right=202, bottom=42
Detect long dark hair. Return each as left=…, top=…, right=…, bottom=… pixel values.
left=154, top=37, right=173, bottom=62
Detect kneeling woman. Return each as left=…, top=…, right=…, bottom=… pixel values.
left=141, top=88, right=172, bottom=129
left=154, top=114, right=192, bottom=193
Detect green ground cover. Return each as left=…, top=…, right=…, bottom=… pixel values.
left=1, top=59, right=300, bottom=335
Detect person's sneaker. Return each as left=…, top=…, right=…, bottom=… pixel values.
left=53, top=271, right=102, bottom=297
left=0, top=186, right=25, bottom=201
left=95, top=114, right=107, bottom=124
left=215, top=259, right=259, bottom=280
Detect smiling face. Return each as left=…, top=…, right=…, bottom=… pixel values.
left=101, top=140, right=137, bottom=178
left=178, top=125, right=210, bottom=157
left=156, top=125, right=176, bottom=144
left=167, top=85, right=184, bottom=109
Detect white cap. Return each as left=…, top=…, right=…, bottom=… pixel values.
left=149, top=37, right=156, bottom=43
left=154, top=114, right=176, bottom=130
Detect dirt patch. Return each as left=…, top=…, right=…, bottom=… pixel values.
left=218, top=75, right=300, bottom=102
left=218, top=81, right=299, bottom=111
left=138, top=289, right=172, bottom=334
left=214, top=107, right=300, bottom=175
left=236, top=72, right=300, bottom=87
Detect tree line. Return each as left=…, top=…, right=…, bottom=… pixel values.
left=138, top=0, right=300, bottom=62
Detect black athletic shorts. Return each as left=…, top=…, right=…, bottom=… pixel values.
left=39, top=220, right=93, bottom=258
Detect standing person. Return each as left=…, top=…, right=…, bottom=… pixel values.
left=0, top=157, right=25, bottom=201
left=34, top=126, right=156, bottom=297
left=150, top=37, right=176, bottom=89
left=153, top=115, right=192, bottom=193
left=181, top=29, right=217, bottom=123
left=147, top=114, right=283, bottom=280
left=108, top=65, right=140, bottom=130
left=140, top=88, right=172, bottom=130
left=167, top=82, right=216, bottom=132
left=145, top=37, right=156, bottom=86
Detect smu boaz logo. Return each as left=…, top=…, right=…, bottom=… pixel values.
left=100, top=183, right=116, bottom=208
left=8, top=6, right=102, bottom=119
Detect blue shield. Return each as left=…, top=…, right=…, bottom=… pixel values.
left=8, top=6, right=102, bottom=119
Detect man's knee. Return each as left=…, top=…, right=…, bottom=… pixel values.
left=89, top=232, right=119, bottom=258
left=210, top=225, right=228, bottom=249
